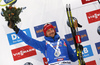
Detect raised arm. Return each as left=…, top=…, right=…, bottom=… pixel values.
left=8, top=21, right=46, bottom=53
left=64, top=39, right=78, bottom=62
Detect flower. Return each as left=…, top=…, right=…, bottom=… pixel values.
left=9, top=7, right=12, bottom=9
left=2, top=5, right=22, bottom=24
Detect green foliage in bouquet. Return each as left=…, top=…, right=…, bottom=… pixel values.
left=2, top=5, right=22, bottom=24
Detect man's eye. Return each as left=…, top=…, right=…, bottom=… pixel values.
left=51, top=28, right=53, bottom=30
left=47, top=30, right=50, bottom=32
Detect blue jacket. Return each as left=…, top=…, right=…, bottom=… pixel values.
left=17, top=29, right=78, bottom=64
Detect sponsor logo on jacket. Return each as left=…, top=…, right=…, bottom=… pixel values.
left=43, top=57, right=48, bottom=65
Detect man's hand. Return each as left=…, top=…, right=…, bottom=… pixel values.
left=8, top=21, right=15, bottom=29
left=8, top=21, right=19, bottom=34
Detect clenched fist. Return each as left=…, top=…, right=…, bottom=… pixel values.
left=7, top=21, right=19, bottom=34
left=8, top=21, right=15, bottom=28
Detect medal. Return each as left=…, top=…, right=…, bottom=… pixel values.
left=54, top=48, right=61, bottom=57
left=46, top=39, right=61, bottom=57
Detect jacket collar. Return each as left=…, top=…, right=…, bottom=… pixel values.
left=44, top=33, right=60, bottom=42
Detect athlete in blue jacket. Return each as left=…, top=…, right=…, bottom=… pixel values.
left=8, top=22, right=78, bottom=65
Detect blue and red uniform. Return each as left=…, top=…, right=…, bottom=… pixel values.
left=17, top=29, right=78, bottom=64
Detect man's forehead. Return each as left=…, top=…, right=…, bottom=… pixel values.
left=47, top=28, right=54, bottom=30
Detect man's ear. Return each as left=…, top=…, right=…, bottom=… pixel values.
left=45, top=32, right=48, bottom=37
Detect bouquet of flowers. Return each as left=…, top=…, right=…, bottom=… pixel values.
left=2, top=5, right=22, bottom=24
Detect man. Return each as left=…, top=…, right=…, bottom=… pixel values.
left=8, top=21, right=78, bottom=65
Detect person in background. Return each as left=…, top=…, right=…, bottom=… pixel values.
left=8, top=21, right=78, bottom=65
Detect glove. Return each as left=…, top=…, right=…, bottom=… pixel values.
left=8, top=21, right=15, bottom=28
left=8, top=21, right=19, bottom=34
left=79, top=44, right=83, bottom=51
